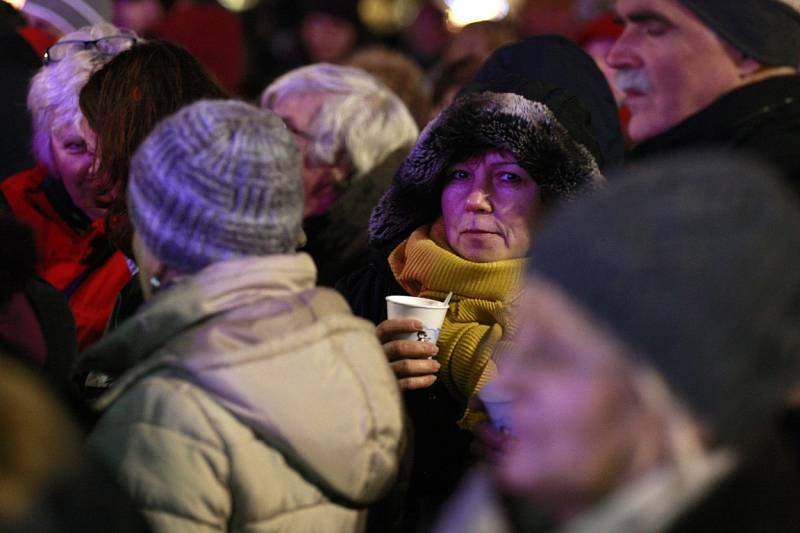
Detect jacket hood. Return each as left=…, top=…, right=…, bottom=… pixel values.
left=469, top=35, right=625, bottom=171
left=86, top=254, right=404, bottom=506
left=368, top=91, right=604, bottom=249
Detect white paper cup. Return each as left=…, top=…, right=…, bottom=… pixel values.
left=478, top=379, right=514, bottom=433
left=386, top=295, right=449, bottom=344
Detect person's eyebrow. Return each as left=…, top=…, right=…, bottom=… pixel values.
left=615, top=8, right=672, bottom=25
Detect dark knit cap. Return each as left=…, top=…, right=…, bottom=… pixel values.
left=368, top=91, right=604, bottom=249
left=468, top=35, right=625, bottom=171
left=128, top=100, right=303, bottom=273
left=679, top=0, right=800, bottom=66
left=529, top=151, right=800, bottom=447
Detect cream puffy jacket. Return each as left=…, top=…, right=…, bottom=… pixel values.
left=86, top=254, right=405, bottom=532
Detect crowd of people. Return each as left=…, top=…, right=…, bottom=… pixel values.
left=2, top=0, right=800, bottom=531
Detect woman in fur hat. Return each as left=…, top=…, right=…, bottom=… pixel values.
left=338, top=84, right=605, bottom=525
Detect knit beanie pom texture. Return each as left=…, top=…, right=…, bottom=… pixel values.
left=129, top=100, right=303, bottom=273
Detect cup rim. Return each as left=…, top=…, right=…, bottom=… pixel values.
left=386, top=295, right=448, bottom=309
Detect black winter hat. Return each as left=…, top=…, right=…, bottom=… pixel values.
left=468, top=35, right=625, bottom=171
left=368, top=91, right=604, bottom=249
left=679, top=0, right=800, bottom=67
left=529, top=151, right=800, bottom=447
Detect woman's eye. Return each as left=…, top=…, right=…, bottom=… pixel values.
left=448, top=169, right=470, bottom=181
left=64, top=142, right=87, bottom=154
left=498, top=171, right=522, bottom=183
left=643, top=20, right=668, bottom=37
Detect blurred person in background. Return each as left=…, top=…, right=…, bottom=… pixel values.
left=436, top=152, right=800, bottom=532
left=84, top=99, right=405, bottom=532
left=0, top=344, right=149, bottom=532
left=401, top=2, right=449, bottom=69
left=346, top=45, right=432, bottom=128
left=301, top=0, right=362, bottom=64
left=151, top=0, right=245, bottom=94
left=0, top=2, right=41, bottom=178
left=518, top=0, right=581, bottom=39
left=261, top=63, right=418, bottom=286
left=440, top=20, right=517, bottom=68
left=0, top=22, right=137, bottom=352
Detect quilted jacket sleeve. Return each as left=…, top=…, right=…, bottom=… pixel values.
left=87, top=376, right=232, bottom=532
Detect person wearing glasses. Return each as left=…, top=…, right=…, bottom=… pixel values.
left=0, top=22, right=138, bottom=352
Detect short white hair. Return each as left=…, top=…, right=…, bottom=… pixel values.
left=260, top=63, right=419, bottom=182
left=27, top=22, right=138, bottom=173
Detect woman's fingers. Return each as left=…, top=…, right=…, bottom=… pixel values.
left=397, top=374, right=438, bottom=391
left=376, top=317, right=423, bottom=343
left=383, top=339, right=438, bottom=361
left=390, top=357, right=440, bottom=378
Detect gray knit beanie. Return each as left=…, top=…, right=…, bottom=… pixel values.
left=679, top=0, right=800, bottom=66
left=128, top=99, right=303, bottom=273
left=529, top=151, right=800, bottom=447
left=22, top=0, right=112, bottom=35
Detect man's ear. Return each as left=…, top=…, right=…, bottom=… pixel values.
left=737, top=56, right=762, bottom=77
left=728, top=45, right=763, bottom=77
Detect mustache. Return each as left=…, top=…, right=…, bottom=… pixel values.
left=614, top=69, right=652, bottom=94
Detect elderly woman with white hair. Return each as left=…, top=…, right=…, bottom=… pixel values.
left=260, top=63, right=419, bottom=286
left=0, top=22, right=138, bottom=351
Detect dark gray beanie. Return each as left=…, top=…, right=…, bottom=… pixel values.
left=529, top=151, right=800, bottom=447
left=128, top=99, right=303, bottom=273
left=679, top=0, right=800, bottom=66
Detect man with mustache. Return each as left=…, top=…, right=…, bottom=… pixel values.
left=608, top=0, right=800, bottom=190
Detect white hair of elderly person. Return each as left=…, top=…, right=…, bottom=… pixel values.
left=260, top=63, right=419, bottom=286
left=28, top=22, right=138, bottom=194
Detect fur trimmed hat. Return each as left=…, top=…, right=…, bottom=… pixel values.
left=529, top=151, right=800, bottom=446
left=128, top=100, right=303, bottom=273
left=368, top=91, right=604, bottom=249
left=679, top=0, right=800, bottom=67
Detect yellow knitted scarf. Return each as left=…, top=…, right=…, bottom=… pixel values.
left=388, top=221, right=526, bottom=428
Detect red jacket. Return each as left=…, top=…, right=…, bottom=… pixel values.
left=1, top=165, right=133, bottom=351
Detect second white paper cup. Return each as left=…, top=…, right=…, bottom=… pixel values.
left=386, top=295, right=448, bottom=343
left=478, top=379, right=515, bottom=433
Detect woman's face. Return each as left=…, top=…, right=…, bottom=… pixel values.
left=494, top=279, right=650, bottom=519
left=50, top=123, right=104, bottom=220
left=441, top=149, right=541, bottom=262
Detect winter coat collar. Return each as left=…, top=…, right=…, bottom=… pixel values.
left=633, top=75, right=800, bottom=158
left=77, top=253, right=317, bottom=383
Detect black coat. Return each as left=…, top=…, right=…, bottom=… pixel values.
left=337, top=253, right=474, bottom=530
left=632, top=75, right=800, bottom=193
left=303, top=148, right=406, bottom=287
